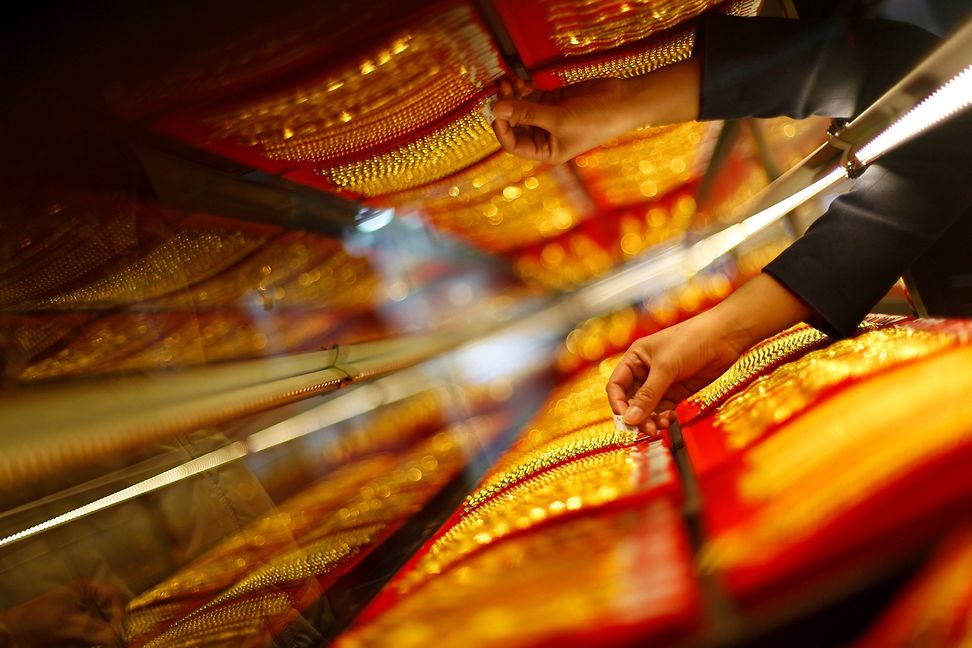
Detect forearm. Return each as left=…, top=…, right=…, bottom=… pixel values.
left=616, top=57, right=701, bottom=130
left=703, top=272, right=813, bottom=351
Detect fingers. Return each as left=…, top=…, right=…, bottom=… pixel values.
left=652, top=410, right=677, bottom=430
left=511, top=77, right=534, bottom=99
left=491, top=118, right=552, bottom=162
left=492, top=98, right=559, bottom=131
left=606, top=361, right=637, bottom=415
left=624, top=360, right=675, bottom=425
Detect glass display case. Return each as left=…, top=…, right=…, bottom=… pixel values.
left=2, top=1, right=970, bottom=647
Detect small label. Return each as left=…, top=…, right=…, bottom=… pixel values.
left=479, top=95, right=498, bottom=124
left=613, top=413, right=638, bottom=433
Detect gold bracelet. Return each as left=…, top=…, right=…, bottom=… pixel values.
left=714, top=326, right=953, bottom=448
left=314, top=97, right=500, bottom=197
left=25, top=229, right=264, bottom=310
left=336, top=500, right=688, bottom=648
left=546, top=0, right=717, bottom=56
left=700, top=345, right=972, bottom=573
left=556, top=29, right=696, bottom=83
left=204, top=5, right=502, bottom=164
left=464, top=421, right=637, bottom=512
left=400, top=448, right=634, bottom=594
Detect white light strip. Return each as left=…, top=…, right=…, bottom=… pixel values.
left=0, top=443, right=248, bottom=548
left=858, top=63, right=972, bottom=164
left=684, top=167, right=847, bottom=274
left=0, top=372, right=439, bottom=548
left=580, top=167, right=847, bottom=309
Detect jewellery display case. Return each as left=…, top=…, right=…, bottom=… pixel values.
left=2, top=1, right=970, bottom=647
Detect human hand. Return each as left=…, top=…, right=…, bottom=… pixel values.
left=606, top=310, right=751, bottom=434
left=490, top=58, right=702, bottom=164
left=605, top=273, right=814, bottom=434
left=490, top=76, right=630, bottom=164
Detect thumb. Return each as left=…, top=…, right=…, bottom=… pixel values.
left=492, top=99, right=560, bottom=130
left=623, top=362, right=675, bottom=425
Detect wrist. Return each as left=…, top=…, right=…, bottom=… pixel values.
left=619, top=57, right=702, bottom=129
left=707, top=273, right=813, bottom=351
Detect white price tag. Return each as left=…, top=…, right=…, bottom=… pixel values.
left=613, top=413, right=638, bottom=433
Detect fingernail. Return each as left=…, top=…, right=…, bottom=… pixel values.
left=623, top=406, right=643, bottom=425
left=492, top=102, right=512, bottom=119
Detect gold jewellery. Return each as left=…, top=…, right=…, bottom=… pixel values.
left=314, top=98, right=501, bottom=197
left=713, top=326, right=953, bottom=448
left=700, top=344, right=972, bottom=573
left=203, top=5, right=503, bottom=165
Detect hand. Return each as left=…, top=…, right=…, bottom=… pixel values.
left=490, top=58, right=702, bottom=164
left=606, top=310, right=751, bottom=434
left=491, top=76, right=630, bottom=164
left=606, top=274, right=815, bottom=433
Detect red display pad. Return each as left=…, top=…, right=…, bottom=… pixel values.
left=154, top=1, right=507, bottom=183
left=677, top=315, right=912, bottom=476
left=690, top=340, right=972, bottom=604
left=332, top=353, right=693, bottom=648
left=339, top=499, right=701, bottom=648
left=852, top=525, right=972, bottom=648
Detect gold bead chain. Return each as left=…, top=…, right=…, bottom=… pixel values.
left=314, top=98, right=500, bottom=197
left=547, top=0, right=717, bottom=56
left=204, top=5, right=503, bottom=164
left=699, top=344, right=972, bottom=574
left=140, top=591, right=294, bottom=647
left=127, top=454, right=399, bottom=612
left=0, top=211, right=134, bottom=308
left=713, top=326, right=953, bottom=448
left=688, top=322, right=830, bottom=411
left=399, top=440, right=672, bottom=596
left=145, top=233, right=330, bottom=310
left=464, top=421, right=637, bottom=512
left=24, top=230, right=264, bottom=310
left=557, top=29, right=696, bottom=84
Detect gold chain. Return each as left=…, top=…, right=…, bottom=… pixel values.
left=315, top=98, right=500, bottom=197
left=714, top=326, right=953, bottom=448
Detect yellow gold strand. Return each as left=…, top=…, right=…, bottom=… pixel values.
left=26, top=230, right=264, bottom=310
left=464, top=421, right=637, bottom=511
left=400, top=449, right=634, bottom=594
left=690, top=322, right=827, bottom=410
left=714, top=327, right=953, bottom=448
left=205, top=6, right=503, bottom=164
left=141, top=592, right=293, bottom=648
left=700, top=345, right=972, bottom=573
left=557, top=29, right=695, bottom=83
left=547, top=0, right=718, bottom=56
left=315, top=98, right=500, bottom=197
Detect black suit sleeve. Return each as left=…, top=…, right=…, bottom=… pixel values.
left=695, top=15, right=972, bottom=337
